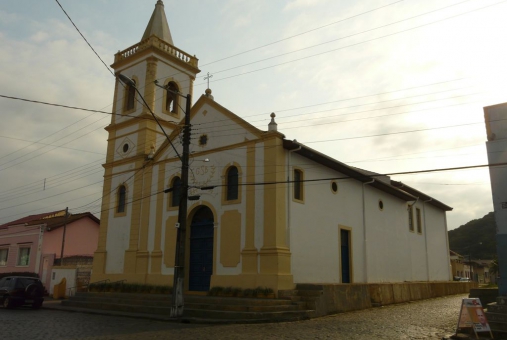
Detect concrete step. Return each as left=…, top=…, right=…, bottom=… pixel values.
left=488, top=302, right=507, bottom=314
left=297, top=290, right=324, bottom=298
left=62, top=300, right=171, bottom=315
left=64, top=299, right=304, bottom=313
left=489, top=321, right=507, bottom=332
left=486, top=312, right=507, bottom=323
left=73, top=292, right=295, bottom=306
left=184, top=308, right=313, bottom=321
left=182, top=302, right=303, bottom=312
left=296, top=284, right=325, bottom=291
left=62, top=292, right=314, bottom=322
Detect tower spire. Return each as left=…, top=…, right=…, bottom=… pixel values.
left=142, top=0, right=174, bottom=45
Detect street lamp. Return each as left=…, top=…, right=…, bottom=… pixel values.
left=118, top=74, right=191, bottom=318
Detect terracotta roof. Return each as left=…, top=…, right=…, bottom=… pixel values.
left=391, top=181, right=453, bottom=211
left=0, top=209, right=67, bottom=228
left=0, top=211, right=99, bottom=230
left=282, top=140, right=417, bottom=202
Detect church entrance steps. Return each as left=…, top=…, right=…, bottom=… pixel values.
left=278, top=285, right=324, bottom=312
left=60, top=292, right=314, bottom=322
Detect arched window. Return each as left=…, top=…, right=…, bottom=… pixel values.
left=293, top=169, right=303, bottom=201
left=171, top=176, right=182, bottom=207
left=117, top=185, right=127, bottom=213
left=166, top=82, right=179, bottom=114
left=226, top=166, right=239, bottom=201
left=125, top=80, right=136, bottom=112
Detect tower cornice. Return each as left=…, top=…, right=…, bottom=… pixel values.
left=111, top=36, right=199, bottom=74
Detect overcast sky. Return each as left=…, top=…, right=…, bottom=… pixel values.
left=1, top=0, right=506, bottom=230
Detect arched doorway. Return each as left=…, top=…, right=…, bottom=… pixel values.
left=188, top=206, right=214, bottom=291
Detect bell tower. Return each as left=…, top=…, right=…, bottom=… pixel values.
left=107, top=0, right=200, bottom=163
left=92, top=1, right=200, bottom=280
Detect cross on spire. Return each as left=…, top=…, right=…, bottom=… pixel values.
left=204, top=72, right=213, bottom=89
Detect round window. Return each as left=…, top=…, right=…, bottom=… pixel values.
left=123, top=144, right=129, bottom=153
left=379, top=200, right=384, bottom=210
left=331, top=181, right=338, bottom=194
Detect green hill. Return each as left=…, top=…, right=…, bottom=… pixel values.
left=448, top=212, right=497, bottom=260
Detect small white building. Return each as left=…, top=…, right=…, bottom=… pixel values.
left=91, top=1, right=453, bottom=293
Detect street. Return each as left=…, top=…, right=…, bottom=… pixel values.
left=1, top=294, right=467, bottom=339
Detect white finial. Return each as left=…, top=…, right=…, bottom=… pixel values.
left=147, top=144, right=155, bottom=159
left=205, top=88, right=214, bottom=100
left=268, top=112, right=277, bottom=132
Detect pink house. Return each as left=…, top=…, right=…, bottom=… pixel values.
left=0, top=210, right=100, bottom=290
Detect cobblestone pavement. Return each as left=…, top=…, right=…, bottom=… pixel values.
left=1, top=294, right=469, bottom=340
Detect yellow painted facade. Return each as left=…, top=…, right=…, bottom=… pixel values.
left=91, top=2, right=453, bottom=291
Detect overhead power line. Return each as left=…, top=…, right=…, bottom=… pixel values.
left=85, top=160, right=506, bottom=218
left=200, top=0, right=405, bottom=67
left=54, top=0, right=114, bottom=76
left=194, top=0, right=507, bottom=88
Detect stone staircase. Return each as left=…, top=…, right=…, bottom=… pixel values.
left=60, top=291, right=315, bottom=322
left=279, top=284, right=325, bottom=316
left=486, top=296, right=507, bottom=335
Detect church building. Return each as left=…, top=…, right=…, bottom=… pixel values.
left=91, top=1, right=453, bottom=293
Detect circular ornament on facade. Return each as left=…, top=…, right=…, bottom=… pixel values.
left=378, top=200, right=384, bottom=211
left=331, top=181, right=338, bottom=194
left=123, top=143, right=129, bottom=153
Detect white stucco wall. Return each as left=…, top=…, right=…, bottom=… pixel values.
left=105, top=170, right=134, bottom=273
left=288, top=152, right=451, bottom=284
left=289, top=153, right=365, bottom=283
left=424, top=203, right=452, bottom=281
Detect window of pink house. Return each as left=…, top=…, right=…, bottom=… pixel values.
left=17, top=246, right=31, bottom=266
left=0, top=248, right=8, bottom=266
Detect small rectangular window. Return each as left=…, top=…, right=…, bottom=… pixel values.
left=416, top=208, right=422, bottom=234
left=0, top=248, right=8, bottom=266
left=408, top=205, right=414, bottom=232
left=293, top=169, right=303, bottom=201
left=117, top=185, right=126, bottom=213
left=125, top=84, right=136, bottom=111
left=17, top=246, right=31, bottom=266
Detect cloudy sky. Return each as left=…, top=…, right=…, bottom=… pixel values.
left=1, top=0, right=506, bottom=230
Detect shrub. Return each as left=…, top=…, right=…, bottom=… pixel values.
left=243, top=288, right=255, bottom=297
left=208, top=286, right=224, bottom=296
left=88, top=281, right=172, bottom=294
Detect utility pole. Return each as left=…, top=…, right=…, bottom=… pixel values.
left=60, top=207, right=68, bottom=266
left=118, top=74, right=191, bottom=317
left=469, top=253, right=473, bottom=282
left=170, top=93, right=191, bottom=318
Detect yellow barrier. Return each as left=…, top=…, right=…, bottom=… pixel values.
left=53, top=277, right=67, bottom=299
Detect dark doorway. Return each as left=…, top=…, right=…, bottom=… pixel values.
left=340, top=229, right=351, bottom=283
left=189, top=206, right=214, bottom=291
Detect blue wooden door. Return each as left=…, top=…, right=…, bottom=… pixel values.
left=189, top=207, right=214, bottom=291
